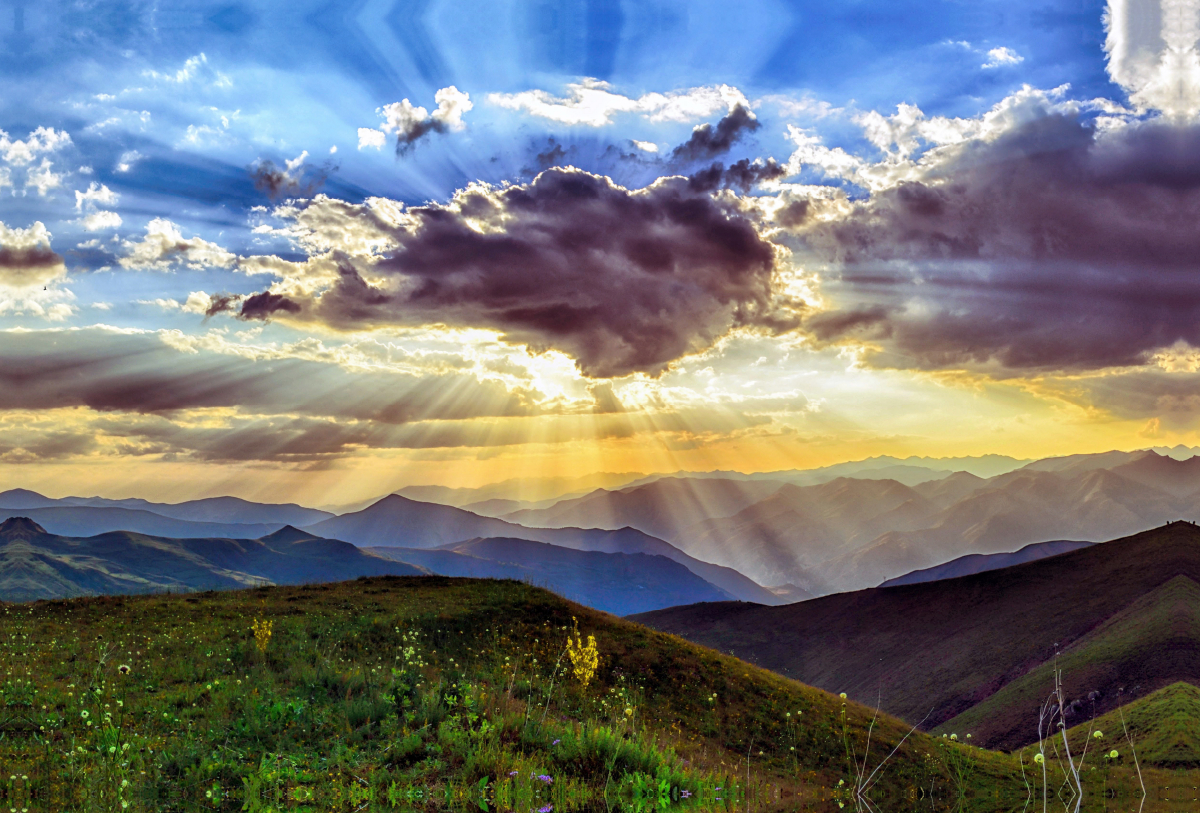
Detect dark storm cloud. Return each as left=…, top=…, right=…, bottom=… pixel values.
left=238, top=291, right=301, bottom=320
left=670, top=105, right=761, bottom=164
left=0, top=329, right=533, bottom=425
left=204, top=293, right=240, bottom=318
left=395, top=119, right=449, bottom=155
left=686, top=158, right=786, bottom=193
left=281, top=167, right=799, bottom=378
left=250, top=157, right=336, bottom=200
left=804, top=115, right=1200, bottom=374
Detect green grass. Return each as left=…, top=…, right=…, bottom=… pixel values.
left=0, top=575, right=1131, bottom=811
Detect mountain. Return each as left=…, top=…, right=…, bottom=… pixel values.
left=655, top=450, right=1200, bottom=593
left=501, top=476, right=789, bottom=540
left=631, top=522, right=1200, bottom=750
left=879, top=539, right=1094, bottom=587
left=303, top=495, right=781, bottom=604
left=0, top=489, right=332, bottom=526
left=0, top=517, right=424, bottom=601
left=667, top=477, right=933, bottom=591
left=368, top=537, right=732, bottom=615
left=393, top=471, right=648, bottom=507
left=0, top=505, right=281, bottom=540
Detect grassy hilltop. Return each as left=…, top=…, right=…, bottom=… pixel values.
left=0, top=575, right=1055, bottom=812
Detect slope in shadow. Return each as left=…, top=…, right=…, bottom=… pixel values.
left=631, top=521, right=1200, bottom=739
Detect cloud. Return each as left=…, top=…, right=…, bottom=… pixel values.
left=670, top=105, right=762, bottom=164
left=250, top=151, right=334, bottom=200
left=489, top=79, right=749, bottom=127
left=1105, top=0, right=1200, bottom=115
left=80, top=211, right=123, bottom=231
left=0, top=221, right=67, bottom=289
left=365, top=86, right=473, bottom=155
left=233, top=168, right=802, bottom=378
left=25, top=158, right=65, bottom=196
left=74, top=182, right=119, bottom=211
left=0, top=127, right=71, bottom=166
left=799, top=110, right=1200, bottom=374
left=358, top=128, right=387, bottom=150
left=983, top=47, right=1023, bottom=69
left=686, top=158, right=787, bottom=193
left=119, top=219, right=237, bottom=271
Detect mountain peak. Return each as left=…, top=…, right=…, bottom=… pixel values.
left=258, top=525, right=319, bottom=544
left=0, top=516, right=49, bottom=537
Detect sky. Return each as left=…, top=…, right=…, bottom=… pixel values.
left=3, top=0, right=1200, bottom=505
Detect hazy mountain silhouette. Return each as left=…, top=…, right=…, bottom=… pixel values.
left=302, top=494, right=780, bottom=604
left=0, top=518, right=423, bottom=601
left=0, top=489, right=331, bottom=526
left=368, top=537, right=732, bottom=615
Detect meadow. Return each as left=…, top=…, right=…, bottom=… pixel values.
left=0, top=575, right=1167, bottom=812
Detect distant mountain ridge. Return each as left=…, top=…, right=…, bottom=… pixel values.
left=0, top=489, right=331, bottom=526
left=0, top=517, right=424, bottom=601
left=368, top=537, right=733, bottom=616
left=302, top=494, right=781, bottom=605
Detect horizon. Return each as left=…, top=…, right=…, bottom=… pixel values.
left=7, top=1, right=1200, bottom=505
left=5, top=443, right=1199, bottom=508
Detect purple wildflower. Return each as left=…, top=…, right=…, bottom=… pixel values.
left=509, top=771, right=519, bottom=777
left=551, top=739, right=560, bottom=745
left=538, top=806, right=553, bottom=813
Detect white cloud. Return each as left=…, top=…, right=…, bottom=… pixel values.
left=25, top=159, right=64, bottom=196
left=136, top=298, right=182, bottom=310
left=488, top=79, right=749, bottom=127
left=785, top=85, right=1078, bottom=191
left=1106, top=0, right=1200, bottom=116
left=0, top=127, right=71, bottom=166
left=183, top=291, right=216, bottom=314
left=80, top=211, right=123, bottom=232
left=119, top=219, right=237, bottom=271
left=358, top=128, right=386, bottom=150
left=75, top=182, right=119, bottom=212
left=143, top=53, right=229, bottom=86
left=115, top=151, right=143, bottom=173
left=631, top=140, right=659, bottom=153
left=983, top=46, right=1024, bottom=69
left=369, top=86, right=474, bottom=150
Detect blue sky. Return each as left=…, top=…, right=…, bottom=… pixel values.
left=4, top=0, right=1195, bottom=504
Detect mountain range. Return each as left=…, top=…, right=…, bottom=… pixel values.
left=11, top=446, right=1200, bottom=611
left=300, top=494, right=779, bottom=604
left=488, top=449, right=1200, bottom=593
left=0, top=518, right=423, bottom=601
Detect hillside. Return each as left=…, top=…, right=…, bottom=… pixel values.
left=305, top=495, right=781, bottom=604
left=936, top=573, right=1200, bottom=749
left=0, top=517, right=423, bottom=601
left=367, top=537, right=734, bottom=615
left=879, top=540, right=1094, bottom=587
left=631, top=522, right=1200, bottom=744
left=3, top=575, right=1031, bottom=812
